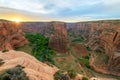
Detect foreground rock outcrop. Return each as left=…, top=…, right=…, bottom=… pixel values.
left=0, top=20, right=28, bottom=50
left=0, top=50, right=58, bottom=80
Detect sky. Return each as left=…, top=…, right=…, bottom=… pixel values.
left=0, top=0, right=120, bottom=22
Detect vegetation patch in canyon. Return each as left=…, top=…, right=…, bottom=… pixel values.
left=26, top=33, right=55, bottom=64
left=16, top=33, right=55, bottom=65
left=78, top=56, right=90, bottom=69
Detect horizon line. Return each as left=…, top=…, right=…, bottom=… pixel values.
left=0, top=18, right=120, bottom=23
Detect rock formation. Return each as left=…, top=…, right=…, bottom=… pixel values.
left=20, top=22, right=40, bottom=34
left=86, top=21, right=120, bottom=76
left=62, top=20, right=120, bottom=76
left=0, top=20, right=28, bottom=50
left=48, top=22, right=69, bottom=53
left=67, top=20, right=120, bottom=40
left=0, top=50, right=58, bottom=80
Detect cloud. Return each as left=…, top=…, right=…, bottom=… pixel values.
left=0, top=0, right=120, bottom=21
left=0, top=0, right=54, bottom=14
left=102, top=0, right=120, bottom=12
left=0, top=0, right=102, bottom=14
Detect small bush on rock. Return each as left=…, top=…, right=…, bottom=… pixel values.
left=2, top=50, right=9, bottom=53
left=82, top=76, right=88, bottom=80
left=0, top=59, right=4, bottom=65
left=0, top=65, right=29, bottom=80
left=54, top=70, right=70, bottom=80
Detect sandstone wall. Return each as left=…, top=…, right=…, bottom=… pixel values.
left=0, top=20, right=28, bottom=50
left=49, top=22, right=69, bottom=53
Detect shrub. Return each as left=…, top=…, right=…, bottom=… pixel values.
left=67, top=69, right=77, bottom=78
left=72, top=36, right=84, bottom=43
left=84, top=56, right=90, bottom=60
left=2, top=50, right=9, bottom=53
left=54, top=70, right=70, bottom=80
left=82, top=76, right=88, bottom=80
left=0, top=59, right=4, bottom=65
left=86, top=47, right=92, bottom=51
left=0, top=65, right=29, bottom=80
left=78, top=56, right=90, bottom=68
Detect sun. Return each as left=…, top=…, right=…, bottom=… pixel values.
left=14, top=19, right=21, bottom=23
left=15, top=19, right=21, bottom=23
left=12, top=18, right=22, bottom=23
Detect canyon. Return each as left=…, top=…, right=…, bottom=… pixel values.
left=0, top=19, right=120, bottom=80
left=21, top=20, right=120, bottom=76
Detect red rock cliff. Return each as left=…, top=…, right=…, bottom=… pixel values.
left=0, top=20, right=28, bottom=50
left=49, top=22, right=69, bottom=53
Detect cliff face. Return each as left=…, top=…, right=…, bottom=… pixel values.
left=89, top=31, right=120, bottom=75
left=21, top=22, right=53, bottom=37
left=68, top=21, right=120, bottom=53
left=83, top=21, right=120, bottom=76
left=49, top=22, right=69, bottom=53
left=0, top=20, right=28, bottom=50
left=67, top=21, right=120, bottom=39
left=66, top=20, right=120, bottom=75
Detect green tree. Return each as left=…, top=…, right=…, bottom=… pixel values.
left=26, top=33, right=55, bottom=64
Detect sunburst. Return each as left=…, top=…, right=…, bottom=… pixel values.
left=12, top=18, right=22, bottom=23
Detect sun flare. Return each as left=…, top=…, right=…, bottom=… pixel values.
left=12, top=18, right=22, bottom=23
